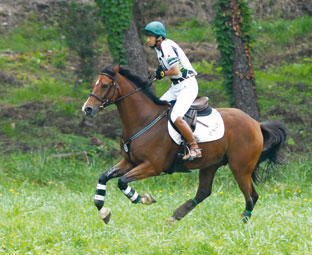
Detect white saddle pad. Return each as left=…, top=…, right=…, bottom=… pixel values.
left=168, top=108, right=225, bottom=145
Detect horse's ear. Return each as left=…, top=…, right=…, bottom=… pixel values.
left=114, top=65, right=120, bottom=73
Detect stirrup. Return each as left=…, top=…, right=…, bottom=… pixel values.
left=183, top=143, right=202, bottom=161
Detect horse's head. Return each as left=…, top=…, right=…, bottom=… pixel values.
left=82, top=65, right=120, bottom=118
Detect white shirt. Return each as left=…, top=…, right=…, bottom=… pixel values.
left=155, top=39, right=197, bottom=79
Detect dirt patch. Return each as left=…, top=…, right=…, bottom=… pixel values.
left=0, top=0, right=94, bottom=32
left=0, top=101, right=122, bottom=152
left=0, top=71, right=23, bottom=87
left=179, top=42, right=219, bottom=63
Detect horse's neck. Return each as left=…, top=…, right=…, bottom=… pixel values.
left=116, top=79, right=166, bottom=137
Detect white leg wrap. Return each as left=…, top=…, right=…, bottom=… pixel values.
left=122, top=186, right=131, bottom=195
left=97, top=184, right=106, bottom=190
left=129, top=191, right=139, bottom=202
left=94, top=195, right=105, bottom=201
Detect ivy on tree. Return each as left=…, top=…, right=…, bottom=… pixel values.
left=95, top=0, right=133, bottom=65
left=212, top=0, right=254, bottom=105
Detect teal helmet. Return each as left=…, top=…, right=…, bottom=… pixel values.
left=144, top=21, right=166, bottom=38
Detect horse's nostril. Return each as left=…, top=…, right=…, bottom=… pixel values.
left=85, top=107, right=93, bottom=115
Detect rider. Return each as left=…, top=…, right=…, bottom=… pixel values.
left=144, top=21, right=202, bottom=160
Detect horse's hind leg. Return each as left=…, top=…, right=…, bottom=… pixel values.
left=231, top=165, right=259, bottom=222
left=117, top=161, right=157, bottom=205
left=166, top=165, right=220, bottom=224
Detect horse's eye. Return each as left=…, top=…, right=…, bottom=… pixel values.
left=102, top=84, right=109, bottom=89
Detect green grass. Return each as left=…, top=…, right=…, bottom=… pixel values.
left=252, top=15, right=312, bottom=48
left=0, top=14, right=65, bottom=53
left=0, top=78, right=74, bottom=104
left=256, top=57, right=312, bottom=114
left=0, top=152, right=311, bottom=254
left=167, top=19, right=215, bottom=43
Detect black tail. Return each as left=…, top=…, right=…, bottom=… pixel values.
left=252, top=121, right=287, bottom=183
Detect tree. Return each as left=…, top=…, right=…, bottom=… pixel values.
left=213, top=0, right=260, bottom=120
left=124, top=17, right=149, bottom=79
left=95, top=0, right=149, bottom=79
left=59, top=2, right=102, bottom=82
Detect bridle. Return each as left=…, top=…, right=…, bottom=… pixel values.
left=89, top=72, right=146, bottom=109
left=89, top=71, right=167, bottom=162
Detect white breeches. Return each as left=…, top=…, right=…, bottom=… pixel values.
left=160, top=76, right=198, bottom=122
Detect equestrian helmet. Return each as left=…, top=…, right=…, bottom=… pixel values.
left=144, top=21, right=166, bottom=38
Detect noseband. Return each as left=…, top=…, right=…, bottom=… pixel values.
left=89, top=72, right=144, bottom=109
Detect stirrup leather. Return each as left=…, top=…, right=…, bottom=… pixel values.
left=183, top=142, right=202, bottom=161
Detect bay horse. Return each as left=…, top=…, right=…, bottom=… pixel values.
left=82, top=65, right=286, bottom=224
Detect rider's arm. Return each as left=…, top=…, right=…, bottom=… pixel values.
left=164, top=64, right=179, bottom=77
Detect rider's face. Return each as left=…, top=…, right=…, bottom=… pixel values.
left=146, top=36, right=156, bottom=47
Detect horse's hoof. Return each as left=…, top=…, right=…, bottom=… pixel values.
left=165, top=216, right=176, bottom=225
left=99, top=207, right=111, bottom=224
left=141, top=193, right=156, bottom=205
left=242, top=215, right=249, bottom=223
left=241, top=211, right=251, bottom=223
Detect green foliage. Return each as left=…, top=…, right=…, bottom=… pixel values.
left=167, top=19, right=214, bottom=43
left=193, top=60, right=216, bottom=75
left=256, top=58, right=312, bottom=113
left=238, top=1, right=254, bottom=46
left=59, top=2, right=103, bottom=82
left=280, top=58, right=312, bottom=80
left=255, top=57, right=312, bottom=152
left=253, top=15, right=312, bottom=47
left=0, top=14, right=64, bottom=53
left=51, top=51, right=67, bottom=69
left=55, top=134, right=119, bottom=159
left=212, top=0, right=235, bottom=103
left=212, top=0, right=254, bottom=105
left=95, top=0, right=133, bottom=65
left=0, top=78, right=75, bottom=105
left=0, top=122, right=17, bottom=137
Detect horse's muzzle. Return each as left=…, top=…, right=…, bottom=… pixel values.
left=84, top=106, right=99, bottom=118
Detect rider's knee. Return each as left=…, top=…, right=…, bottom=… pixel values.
left=173, top=116, right=183, bottom=124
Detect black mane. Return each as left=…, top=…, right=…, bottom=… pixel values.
left=101, top=65, right=167, bottom=106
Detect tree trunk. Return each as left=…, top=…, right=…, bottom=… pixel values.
left=123, top=16, right=149, bottom=80
left=231, top=0, right=260, bottom=120
left=133, top=0, right=146, bottom=30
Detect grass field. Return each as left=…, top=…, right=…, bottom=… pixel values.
left=0, top=152, right=311, bottom=255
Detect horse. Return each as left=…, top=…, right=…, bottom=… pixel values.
left=82, top=65, right=287, bottom=224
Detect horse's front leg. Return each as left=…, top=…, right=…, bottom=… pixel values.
left=118, top=160, right=157, bottom=206
left=94, top=159, right=133, bottom=223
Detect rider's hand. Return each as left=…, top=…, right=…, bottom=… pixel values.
left=156, top=66, right=165, bottom=80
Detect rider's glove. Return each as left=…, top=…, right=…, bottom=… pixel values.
left=156, top=66, right=165, bottom=80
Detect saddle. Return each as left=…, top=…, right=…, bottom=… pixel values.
left=169, top=96, right=212, bottom=132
